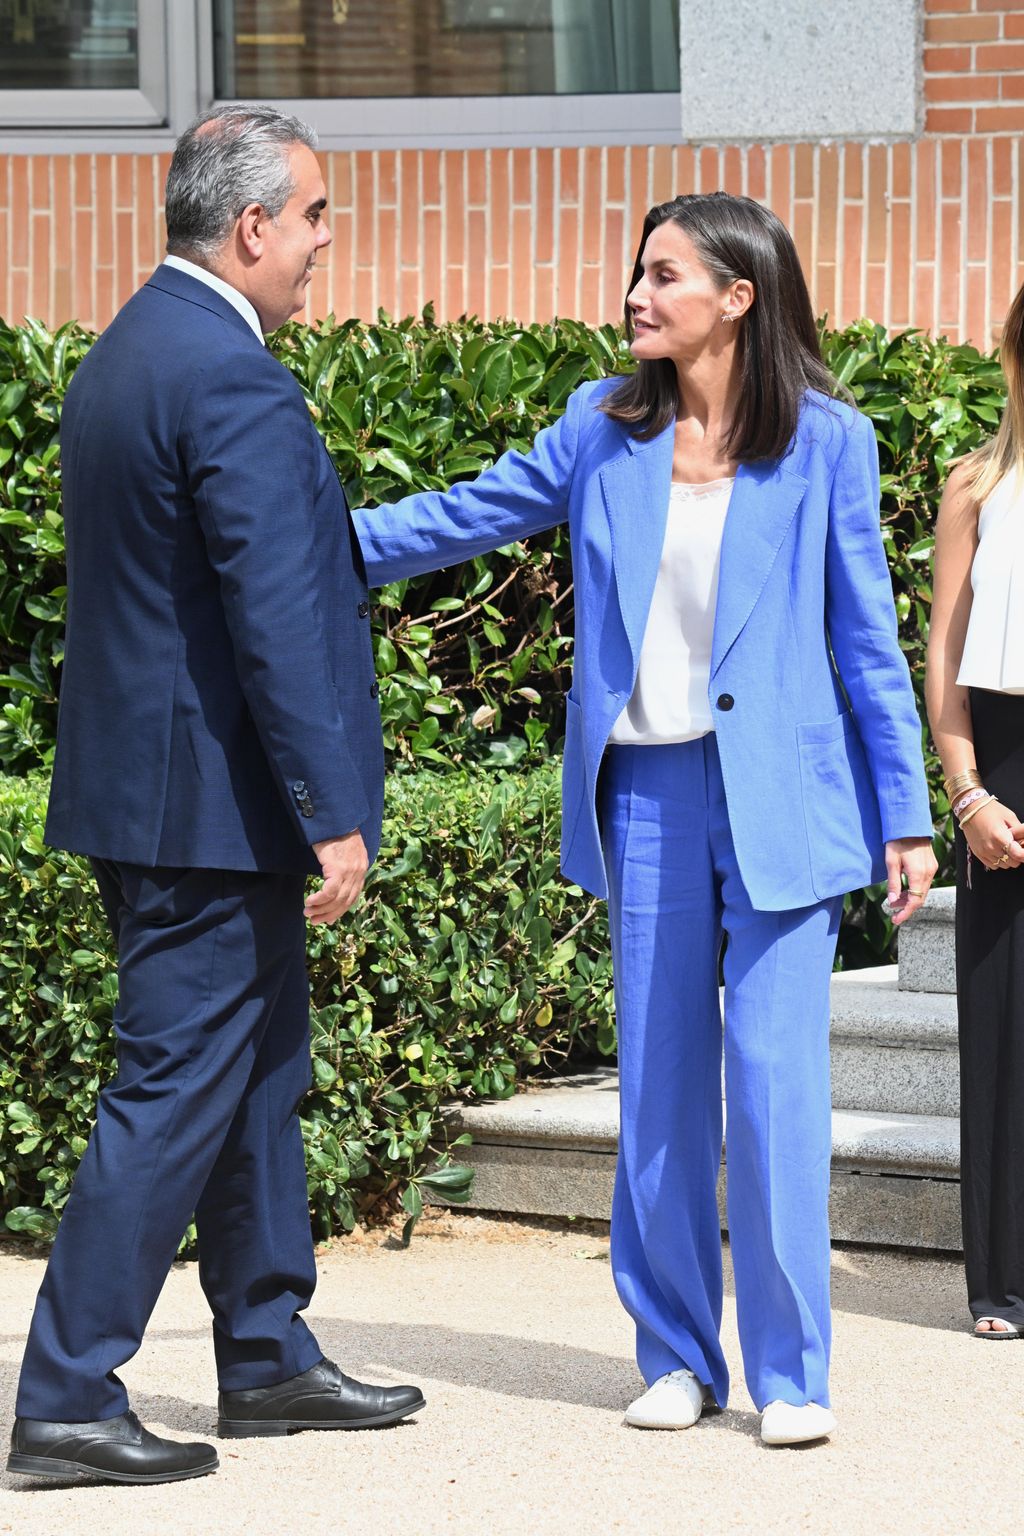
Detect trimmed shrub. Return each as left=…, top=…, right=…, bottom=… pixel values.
left=0, top=766, right=613, bottom=1241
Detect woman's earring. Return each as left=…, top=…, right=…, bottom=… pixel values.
left=721, top=314, right=735, bottom=324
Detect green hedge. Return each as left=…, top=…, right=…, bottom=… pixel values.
left=0, top=766, right=613, bottom=1241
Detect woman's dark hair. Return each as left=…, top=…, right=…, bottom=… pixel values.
left=600, top=192, right=838, bottom=461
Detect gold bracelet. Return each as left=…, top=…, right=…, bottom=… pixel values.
left=959, top=795, right=998, bottom=829
left=944, top=769, right=983, bottom=797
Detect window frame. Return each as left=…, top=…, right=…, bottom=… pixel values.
left=0, top=0, right=170, bottom=130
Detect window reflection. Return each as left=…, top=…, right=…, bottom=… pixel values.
left=213, top=0, right=680, bottom=100
left=0, top=0, right=139, bottom=90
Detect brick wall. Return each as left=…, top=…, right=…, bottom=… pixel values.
left=1, top=0, right=1022, bottom=347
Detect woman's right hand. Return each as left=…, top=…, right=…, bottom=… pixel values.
left=962, top=799, right=1024, bottom=870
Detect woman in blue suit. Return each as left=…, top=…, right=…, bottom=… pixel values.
left=353, top=193, right=936, bottom=1445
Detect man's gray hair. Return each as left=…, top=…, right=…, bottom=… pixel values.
left=164, top=104, right=318, bottom=262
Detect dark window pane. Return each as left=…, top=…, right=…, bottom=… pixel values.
left=213, top=0, right=680, bottom=100
left=0, top=1, right=139, bottom=91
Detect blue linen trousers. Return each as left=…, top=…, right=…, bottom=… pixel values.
left=602, top=736, right=842, bottom=1412
left=15, top=861, right=324, bottom=1422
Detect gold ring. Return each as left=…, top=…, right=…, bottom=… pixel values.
left=997, top=854, right=1011, bottom=868
left=907, top=887, right=924, bottom=896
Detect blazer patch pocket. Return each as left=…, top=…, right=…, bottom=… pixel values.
left=796, top=710, right=882, bottom=897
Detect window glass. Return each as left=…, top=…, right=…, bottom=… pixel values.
left=213, top=0, right=680, bottom=99
left=0, top=0, right=139, bottom=90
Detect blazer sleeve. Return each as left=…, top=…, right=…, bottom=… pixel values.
left=182, top=356, right=370, bottom=846
left=351, top=383, right=585, bottom=585
left=824, top=411, right=933, bottom=843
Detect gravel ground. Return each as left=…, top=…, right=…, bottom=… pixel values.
left=0, top=1212, right=1021, bottom=1536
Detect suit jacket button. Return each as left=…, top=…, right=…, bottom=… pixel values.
left=301, top=803, right=314, bottom=819
left=716, top=693, right=734, bottom=711
left=292, top=780, right=306, bottom=795
left=370, top=681, right=379, bottom=698
left=358, top=600, right=369, bottom=618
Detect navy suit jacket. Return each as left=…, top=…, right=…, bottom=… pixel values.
left=46, top=264, right=383, bottom=875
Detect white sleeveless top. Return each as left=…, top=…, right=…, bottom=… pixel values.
left=957, top=472, right=1024, bottom=696
left=610, top=476, right=733, bottom=745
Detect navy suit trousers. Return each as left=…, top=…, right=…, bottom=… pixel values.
left=16, top=862, right=323, bottom=1422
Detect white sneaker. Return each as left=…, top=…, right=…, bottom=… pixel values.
left=760, top=1400, right=836, bottom=1446
left=624, top=1369, right=708, bottom=1430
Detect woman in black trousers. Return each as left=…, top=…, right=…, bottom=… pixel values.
left=927, top=280, right=1024, bottom=1338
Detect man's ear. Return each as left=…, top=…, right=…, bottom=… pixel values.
left=237, top=203, right=266, bottom=260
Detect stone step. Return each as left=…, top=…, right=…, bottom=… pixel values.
left=896, top=883, right=956, bottom=994
left=829, top=966, right=958, bottom=1117
left=446, top=1068, right=962, bottom=1251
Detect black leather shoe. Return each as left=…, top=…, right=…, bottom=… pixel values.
left=7, top=1410, right=218, bottom=1484
left=218, top=1357, right=425, bottom=1437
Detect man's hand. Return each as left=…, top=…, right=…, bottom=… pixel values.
left=305, top=830, right=368, bottom=925
left=884, top=836, right=938, bottom=927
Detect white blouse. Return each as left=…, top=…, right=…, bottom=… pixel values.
left=610, top=476, right=733, bottom=746
left=957, top=471, right=1024, bottom=696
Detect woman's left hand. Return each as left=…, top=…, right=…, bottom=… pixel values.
left=884, top=837, right=939, bottom=926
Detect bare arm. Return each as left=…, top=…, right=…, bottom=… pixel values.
left=925, top=462, right=1024, bottom=869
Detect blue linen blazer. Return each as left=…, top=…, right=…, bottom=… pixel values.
left=353, top=378, right=932, bottom=910
left=46, top=264, right=384, bottom=875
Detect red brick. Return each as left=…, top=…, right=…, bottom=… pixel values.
left=926, top=73, right=1000, bottom=101
left=559, top=146, right=580, bottom=205
left=559, top=208, right=579, bottom=309
left=926, top=107, right=975, bottom=132
left=580, top=264, right=601, bottom=326
left=1001, top=74, right=1024, bottom=98
left=769, top=145, right=792, bottom=225
left=377, top=206, right=397, bottom=316
left=844, top=143, right=864, bottom=200
left=52, top=159, right=71, bottom=270
left=651, top=144, right=673, bottom=202
left=814, top=262, right=837, bottom=325
left=993, top=134, right=1013, bottom=195
left=976, top=41, right=1024, bottom=67
left=628, top=147, right=649, bottom=237
left=967, top=140, right=990, bottom=264
left=818, top=146, right=840, bottom=258
left=1007, top=14, right=1024, bottom=39
left=330, top=150, right=353, bottom=210
left=892, top=141, right=911, bottom=200
left=699, top=146, right=720, bottom=195
left=925, top=0, right=974, bottom=11
left=10, top=158, right=30, bottom=268
left=914, top=264, right=937, bottom=339
left=422, top=208, right=442, bottom=315
left=792, top=201, right=813, bottom=288
left=445, top=265, right=467, bottom=321
left=377, top=150, right=397, bottom=208
left=746, top=145, right=766, bottom=201
left=399, top=152, right=419, bottom=263
left=866, top=262, right=886, bottom=324
left=421, top=151, right=441, bottom=209
left=490, top=149, right=510, bottom=257
left=939, top=204, right=963, bottom=332
left=842, top=204, right=864, bottom=319
left=10, top=268, right=29, bottom=328
left=535, top=149, right=554, bottom=263
left=604, top=206, right=625, bottom=300
left=965, top=264, right=988, bottom=349
left=355, top=155, right=374, bottom=268
left=29, top=156, right=48, bottom=208
left=867, top=146, right=888, bottom=263
left=924, top=46, right=971, bottom=72
left=398, top=267, right=419, bottom=323
left=977, top=104, right=1024, bottom=129
left=605, top=147, right=626, bottom=205
left=794, top=144, right=814, bottom=200
left=890, top=202, right=912, bottom=324
left=466, top=149, right=486, bottom=208
left=534, top=266, right=555, bottom=324
left=489, top=264, right=510, bottom=320
left=671, top=145, right=697, bottom=198
left=925, top=16, right=1000, bottom=42
left=916, top=140, right=938, bottom=263
left=511, top=205, right=532, bottom=309
left=723, top=147, right=742, bottom=193
left=466, top=209, right=487, bottom=317
left=0, top=157, right=8, bottom=212
left=992, top=201, right=1014, bottom=312
left=583, top=146, right=602, bottom=213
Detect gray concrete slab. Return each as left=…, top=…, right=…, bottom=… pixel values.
left=1, top=1215, right=1017, bottom=1536
left=897, top=885, right=957, bottom=995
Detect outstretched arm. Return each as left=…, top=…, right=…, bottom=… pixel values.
left=351, top=386, right=583, bottom=586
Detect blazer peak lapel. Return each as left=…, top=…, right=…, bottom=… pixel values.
left=711, top=460, right=807, bottom=674
left=599, top=424, right=674, bottom=669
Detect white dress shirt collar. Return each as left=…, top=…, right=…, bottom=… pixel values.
left=162, top=255, right=265, bottom=342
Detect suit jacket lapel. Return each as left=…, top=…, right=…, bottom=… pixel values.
left=710, top=459, right=808, bottom=674
left=599, top=422, right=674, bottom=670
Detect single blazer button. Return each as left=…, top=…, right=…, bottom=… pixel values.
left=716, top=693, right=735, bottom=711
left=358, top=600, right=369, bottom=618
left=369, top=681, right=379, bottom=698
left=292, top=780, right=306, bottom=796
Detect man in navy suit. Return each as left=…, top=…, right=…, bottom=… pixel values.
left=8, top=105, right=424, bottom=1486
